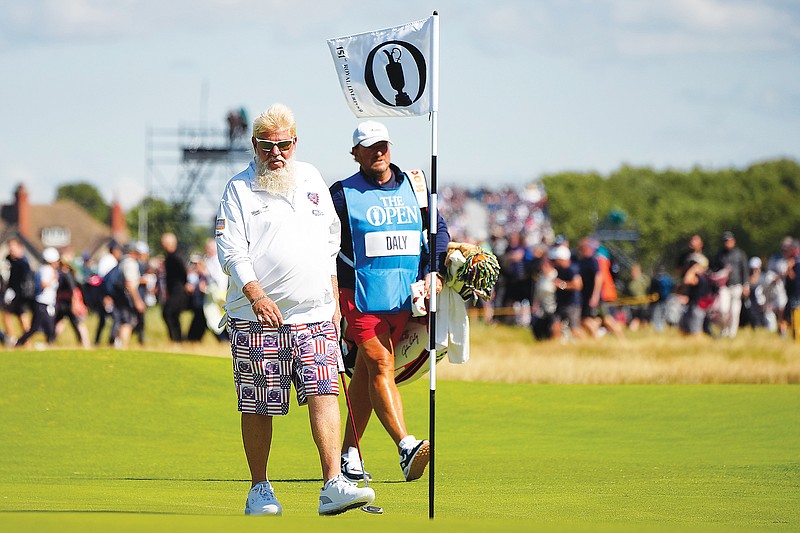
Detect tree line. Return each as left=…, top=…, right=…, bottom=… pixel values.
left=55, top=183, right=208, bottom=254
left=56, top=157, right=800, bottom=270
left=541, top=158, right=800, bottom=273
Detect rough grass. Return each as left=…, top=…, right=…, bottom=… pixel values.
left=7, top=308, right=800, bottom=384
left=435, top=321, right=800, bottom=384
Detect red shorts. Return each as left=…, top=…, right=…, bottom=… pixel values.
left=339, top=288, right=410, bottom=346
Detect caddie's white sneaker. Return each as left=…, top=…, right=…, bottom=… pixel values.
left=318, top=473, right=375, bottom=515
left=244, top=481, right=282, bottom=516
left=399, top=437, right=430, bottom=481
left=341, top=446, right=373, bottom=483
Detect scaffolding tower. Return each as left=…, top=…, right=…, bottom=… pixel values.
left=142, top=125, right=252, bottom=243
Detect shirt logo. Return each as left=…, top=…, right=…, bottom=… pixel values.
left=215, top=218, right=225, bottom=231
left=307, top=192, right=320, bottom=205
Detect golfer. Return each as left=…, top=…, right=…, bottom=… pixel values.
left=216, top=103, right=374, bottom=516
left=330, top=121, right=450, bottom=482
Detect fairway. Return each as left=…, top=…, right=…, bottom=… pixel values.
left=0, top=350, right=797, bottom=532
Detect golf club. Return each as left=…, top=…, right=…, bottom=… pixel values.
left=337, top=349, right=383, bottom=515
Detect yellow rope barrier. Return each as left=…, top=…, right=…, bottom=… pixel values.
left=466, top=293, right=659, bottom=317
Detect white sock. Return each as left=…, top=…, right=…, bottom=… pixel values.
left=342, top=446, right=357, bottom=459
left=398, top=435, right=417, bottom=450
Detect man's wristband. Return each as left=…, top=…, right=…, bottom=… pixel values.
left=251, top=295, right=267, bottom=307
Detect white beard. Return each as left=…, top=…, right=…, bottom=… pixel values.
left=255, top=156, right=296, bottom=196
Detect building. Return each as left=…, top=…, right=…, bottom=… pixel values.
left=0, top=184, right=127, bottom=266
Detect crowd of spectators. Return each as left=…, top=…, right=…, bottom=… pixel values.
left=3, top=182, right=799, bottom=347
left=1, top=233, right=228, bottom=349
left=438, top=184, right=800, bottom=342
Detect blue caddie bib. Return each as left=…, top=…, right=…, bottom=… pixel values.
left=342, top=172, right=424, bottom=313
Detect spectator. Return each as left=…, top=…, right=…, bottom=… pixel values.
left=531, top=256, right=558, bottom=340
left=626, top=263, right=651, bottom=332
left=648, top=265, right=674, bottom=333
left=201, top=238, right=228, bottom=341
left=765, top=236, right=793, bottom=336
left=94, top=241, right=123, bottom=346
left=577, top=238, right=624, bottom=340
left=97, top=241, right=123, bottom=277
left=185, top=255, right=207, bottom=342
left=677, top=234, right=707, bottom=274
left=742, top=257, right=768, bottom=329
left=160, top=232, right=188, bottom=343
left=114, top=244, right=147, bottom=349
left=54, top=252, right=91, bottom=348
left=677, top=234, right=714, bottom=336
left=131, top=242, right=151, bottom=345
left=551, top=244, right=584, bottom=340
left=711, top=231, right=749, bottom=338
left=499, top=231, right=533, bottom=325
left=786, top=239, right=800, bottom=338
left=678, top=254, right=711, bottom=337
left=3, top=237, right=34, bottom=343
left=16, top=247, right=60, bottom=347
left=596, top=244, right=625, bottom=339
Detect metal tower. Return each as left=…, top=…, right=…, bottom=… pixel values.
left=142, top=122, right=252, bottom=242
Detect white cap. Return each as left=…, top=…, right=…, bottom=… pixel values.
left=549, top=246, right=571, bottom=261
left=42, top=247, right=60, bottom=263
left=134, top=241, right=150, bottom=255
left=749, top=256, right=762, bottom=270
left=353, top=121, right=391, bottom=147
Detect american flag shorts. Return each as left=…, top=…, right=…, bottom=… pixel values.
left=228, top=317, right=340, bottom=416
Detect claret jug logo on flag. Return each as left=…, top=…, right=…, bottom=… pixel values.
left=327, top=17, right=434, bottom=118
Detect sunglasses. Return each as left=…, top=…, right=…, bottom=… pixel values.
left=256, top=137, right=295, bottom=152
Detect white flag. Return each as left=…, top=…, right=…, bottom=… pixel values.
left=328, top=17, right=434, bottom=118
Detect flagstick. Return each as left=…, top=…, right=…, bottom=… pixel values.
left=428, top=10, right=440, bottom=521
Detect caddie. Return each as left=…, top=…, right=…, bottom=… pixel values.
left=329, top=120, right=450, bottom=482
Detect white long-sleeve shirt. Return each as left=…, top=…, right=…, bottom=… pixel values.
left=215, top=160, right=341, bottom=324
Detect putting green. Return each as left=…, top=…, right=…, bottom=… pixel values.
left=0, top=350, right=797, bottom=531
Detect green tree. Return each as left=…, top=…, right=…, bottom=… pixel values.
left=126, top=197, right=210, bottom=255
left=56, top=182, right=110, bottom=224
left=542, top=158, right=800, bottom=275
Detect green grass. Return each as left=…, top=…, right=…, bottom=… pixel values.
left=0, top=350, right=798, bottom=532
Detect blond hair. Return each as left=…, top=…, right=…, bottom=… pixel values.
left=253, top=103, right=296, bottom=138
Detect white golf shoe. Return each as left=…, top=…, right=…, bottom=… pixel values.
left=244, top=481, right=282, bottom=516
left=341, top=446, right=373, bottom=483
left=399, top=436, right=430, bottom=481
left=318, top=473, right=375, bottom=515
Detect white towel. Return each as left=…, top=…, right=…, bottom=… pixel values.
left=435, top=285, right=470, bottom=364
left=434, top=250, right=470, bottom=364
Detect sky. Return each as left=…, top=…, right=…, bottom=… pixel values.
left=1, top=0, right=799, bottom=220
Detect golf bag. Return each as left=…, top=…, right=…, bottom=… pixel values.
left=339, top=241, right=499, bottom=386
left=340, top=316, right=447, bottom=386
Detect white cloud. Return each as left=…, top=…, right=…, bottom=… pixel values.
left=617, top=0, right=782, bottom=32
left=612, top=0, right=800, bottom=55
left=0, top=0, right=359, bottom=46
left=458, top=0, right=800, bottom=61
left=1, top=0, right=136, bottom=43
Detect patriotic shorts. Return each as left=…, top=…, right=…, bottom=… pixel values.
left=228, top=317, right=340, bottom=416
